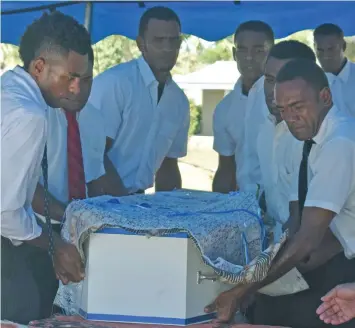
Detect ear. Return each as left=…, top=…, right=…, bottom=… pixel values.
left=320, top=87, right=332, bottom=107
left=343, top=39, right=347, bottom=52
left=232, top=47, right=237, bottom=61
left=31, top=57, right=46, bottom=79
left=136, top=35, right=144, bottom=53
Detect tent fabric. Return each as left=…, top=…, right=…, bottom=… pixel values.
left=1, top=1, right=355, bottom=45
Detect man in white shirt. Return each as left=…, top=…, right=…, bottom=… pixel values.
left=213, top=21, right=274, bottom=193
left=314, top=23, right=355, bottom=117
left=1, top=12, right=90, bottom=323
left=257, top=40, right=316, bottom=242
left=205, top=59, right=355, bottom=327
left=89, top=7, right=190, bottom=195
left=31, top=47, right=111, bottom=226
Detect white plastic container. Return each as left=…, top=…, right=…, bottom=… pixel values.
left=78, top=227, right=232, bottom=325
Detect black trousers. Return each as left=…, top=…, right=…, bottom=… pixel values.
left=252, top=253, right=355, bottom=328
left=1, top=232, right=59, bottom=324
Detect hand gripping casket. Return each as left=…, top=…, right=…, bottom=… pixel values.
left=56, top=191, right=271, bottom=325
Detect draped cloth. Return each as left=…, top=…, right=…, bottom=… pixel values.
left=54, top=190, right=286, bottom=314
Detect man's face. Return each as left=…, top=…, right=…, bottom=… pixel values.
left=314, top=34, right=345, bottom=73
left=275, top=78, right=330, bottom=140
left=36, top=50, right=93, bottom=112
left=233, top=30, right=272, bottom=82
left=138, top=18, right=181, bottom=73
left=264, top=56, right=293, bottom=122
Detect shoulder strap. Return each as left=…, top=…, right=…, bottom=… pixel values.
left=41, top=145, right=55, bottom=261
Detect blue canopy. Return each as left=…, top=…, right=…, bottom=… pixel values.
left=2, top=1, right=355, bottom=45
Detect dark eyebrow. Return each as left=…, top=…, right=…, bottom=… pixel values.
left=68, top=72, right=81, bottom=78
left=277, top=100, right=304, bottom=109
left=68, top=72, right=93, bottom=79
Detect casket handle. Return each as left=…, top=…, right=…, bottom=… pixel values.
left=197, top=271, right=218, bottom=284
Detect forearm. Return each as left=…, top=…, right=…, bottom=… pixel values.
left=283, top=201, right=300, bottom=236
left=297, top=229, right=342, bottom=273
left=25, top=228, right=64, bottom=252
left=212, top=169, right=237, bottom=193
left=102, top=154, right=128, bottom=196
left=155, top=161, right=182, bottom=192
left=32, top=183, right=66, bottom=222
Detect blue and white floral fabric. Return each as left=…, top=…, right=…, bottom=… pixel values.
left=55, top=190, right=286, bottom=314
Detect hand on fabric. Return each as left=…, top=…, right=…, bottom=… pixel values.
left=204, top=285, right=251, bottom=326
left=54, top=241, right=85, bottom=285
left=316, top=283, right=355, bottom=325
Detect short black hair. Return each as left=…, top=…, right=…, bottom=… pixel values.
left=276, top=58, right=329, bottom=93
left=314, top=23, right=344, bottom=39
left=19, top=11, right=93, bottom=69
left=234, top=20, right=274, bottom=44
left=139, top=6, right=181, bottom=37
left=268, top=40, right=316, bottom=62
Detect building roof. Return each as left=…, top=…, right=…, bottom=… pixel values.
left=173, top=61, right=239, bottom=90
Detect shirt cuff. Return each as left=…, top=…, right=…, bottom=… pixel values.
left=289, top=193, right=299, bottom=202
left=304, top=200, right=342, bottom=214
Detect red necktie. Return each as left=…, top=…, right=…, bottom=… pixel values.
left=66, top=111, right=86, bottom=201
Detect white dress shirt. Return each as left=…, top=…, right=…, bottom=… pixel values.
left=213, top=78, right=248, bottom=182
left=238, top=76, right=269, bottom=192
left=257, top=116, right=303, bottom=241
left=326, top=60, right=355, bottom=117
left=1, top=66, right=47, bottom=243
left=89, top=56, right=190, bottom=194
left=290, top=106, right=355, bottom=259
left=35, top=103, right=106, bottom=224
left=38, top=103, right=106, bottom=202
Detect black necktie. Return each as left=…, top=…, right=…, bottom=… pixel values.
left=42, top=145, right=55, bottom=262
left=298, top=139, right=315, bottom=216
left=157, top=83, right=164, bottom=104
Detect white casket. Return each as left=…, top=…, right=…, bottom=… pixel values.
left=56, top=191, right=288, bottom=325
left=78, top=228, right=233, bottom=325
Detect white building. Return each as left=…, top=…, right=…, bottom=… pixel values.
left=174, top=61, right=239, bottom=136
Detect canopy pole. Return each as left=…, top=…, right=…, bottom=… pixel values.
left=84, top=1, right=93, bottom=34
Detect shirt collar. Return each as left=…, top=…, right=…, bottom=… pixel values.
left=10, top=66, right=47, bottom=109
left=327, top=59, right=351, bottom=84
left=337, top=59, right=351, bottom=83
left=137, top=56, right=172, bottom=87
left=313, top=105, right=340, bottom=145
left=252, top=75, right=265, bottom=92
left=267, top=113, right=288, bottom=131
left=233, top=77, right=248, bottom=98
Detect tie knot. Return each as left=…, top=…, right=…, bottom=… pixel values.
left=65, top=111, right=76, bottom=122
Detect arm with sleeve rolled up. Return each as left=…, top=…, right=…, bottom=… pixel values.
left=1, top=112, right=84, bottom=284
left=1, top=114, right=48, bottom=243
left=205, top=138, right=354, bottom=322
left=155, top=104, right=190, bottom=192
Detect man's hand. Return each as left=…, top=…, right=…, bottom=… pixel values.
left=316, top=283, right=355, bottom=325
left=204, top=285, right=251, bottom=325
left=54, top=240, right=85, bottom=285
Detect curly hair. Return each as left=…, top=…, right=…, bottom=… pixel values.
left=19, top=11, right=93, bottom=69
